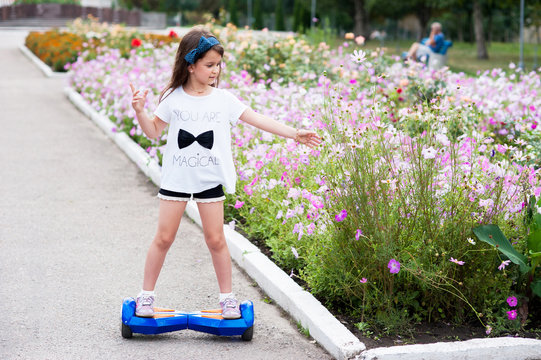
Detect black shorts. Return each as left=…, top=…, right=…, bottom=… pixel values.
left=157, top=185, right=225, bottom=203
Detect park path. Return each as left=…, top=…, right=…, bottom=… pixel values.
left=0, top=30, right=331, bottom=360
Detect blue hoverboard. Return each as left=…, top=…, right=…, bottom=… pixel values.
left=121, top=297, right=254, bottom=341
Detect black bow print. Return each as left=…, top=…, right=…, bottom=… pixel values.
left=177, top=129, right=214, bottom=150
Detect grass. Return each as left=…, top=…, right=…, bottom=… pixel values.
left=362, top=39, right=540, bottom=75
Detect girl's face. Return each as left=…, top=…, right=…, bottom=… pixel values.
left=188, top=49, right=222, bottom=86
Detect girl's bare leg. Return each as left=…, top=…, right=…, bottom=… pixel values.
left=142, top=199, right=187, bottom=291
left=197, top=201, right=231, bottom=293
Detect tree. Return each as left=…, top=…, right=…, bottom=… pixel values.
left=353, top=0, right=369, bottom=37
left=163, top=0, right=197, bottom=16
left=293, top=0, right=311, bottom=32
left=228, top=0, right=239, bottom=26
left=275, top=0, right=285, bottom=31
left=473, top=0, right=488, bottom=59
left=253, top=0, right=264, bottom=29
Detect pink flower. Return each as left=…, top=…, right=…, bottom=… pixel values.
left=388, top=259, right=400, bottom=274
left=310, top=196, right=324, bottom=209
left=498, top=260, right=511, bottom=270
left=244, top=185, right=253, bottom=196
left=507, top=296, right=518, bottom=307
left=355, top=229, right=362, bottom=241
left=360, top=278, right=367, bottom=284
left=485, top=325, right=492, bottom=335
left=266, top=150, right=276, bottom=159
left=355, top=35, right=365, bottom=45
left=507, top=310, right=517, bottom=320
left=350, top=79, right=357, bottom=85
left=335, top=209, right=347, bottom=222
left=234, top=200, right=244, bottom=209
left=450, top=257, right=465, bottom=265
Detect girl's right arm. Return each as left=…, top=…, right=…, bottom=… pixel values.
left=130, top=83, right=167, bottom=139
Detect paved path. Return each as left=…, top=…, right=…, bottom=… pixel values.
left=0, top=30, right=331, bottom=360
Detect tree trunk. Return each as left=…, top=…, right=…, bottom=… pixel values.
left=417, top=6, right=431, bottom=41
left=473, top=0, right=488, bottom=59
left=352, top=0, right=368, bottom=37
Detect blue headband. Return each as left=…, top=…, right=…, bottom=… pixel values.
left=184, top=36, right=220, bottom=64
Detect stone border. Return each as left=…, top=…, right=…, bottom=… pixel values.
left=358, top=337, right=541, bottom=360
left=19, top=44, right=69, bottom=78
left=64, top=87, right=365, bottom=360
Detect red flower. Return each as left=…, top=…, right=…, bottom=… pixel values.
left=397, top=88, right=403, bottom=94
left=131, top=38, right=142, bottom=48
left=168, top=30, right=178, bottom=38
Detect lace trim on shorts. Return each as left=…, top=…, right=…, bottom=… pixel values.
left=157, top=193, right=190, bottom=202
left=157, top=193, right=225, bottom=203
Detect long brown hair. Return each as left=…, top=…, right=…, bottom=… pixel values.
left=159, top=26, right=224, bottom=102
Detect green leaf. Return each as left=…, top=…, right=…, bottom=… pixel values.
left=530, top=251, right=541, bottom=272
left=531, top=279, right=541, bottom=298
left=528, top=215, right=541, bottom=254
left=473, top=225, right=531, bottom=274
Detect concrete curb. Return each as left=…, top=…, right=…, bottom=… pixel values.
left=358, top=337, right=541, bottom=360
left=19, top=44, right=69, bottom=78
left=64, top=86, right=365, bottom=360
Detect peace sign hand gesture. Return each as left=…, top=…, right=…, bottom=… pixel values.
left=130, top=83, right=149, bottom=113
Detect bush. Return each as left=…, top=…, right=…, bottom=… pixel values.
left=26, top=30, right=85, bottom=72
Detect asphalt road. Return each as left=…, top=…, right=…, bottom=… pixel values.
left=0, top=30, right=331, bottom=360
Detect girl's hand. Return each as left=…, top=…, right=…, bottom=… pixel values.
left=130, top=83, right=149, bottom=113
left=295, top=129, right=322, bottom=148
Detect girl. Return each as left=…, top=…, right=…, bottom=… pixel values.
left=130, top=25, right=321, bottom=319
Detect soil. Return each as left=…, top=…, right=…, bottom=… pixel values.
left=235, top=226, right=541, bottom=349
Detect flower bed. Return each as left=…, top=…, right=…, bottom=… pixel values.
left=25, top=16, right=180, bottom=72
left=63, top=22, right=541, bottom=338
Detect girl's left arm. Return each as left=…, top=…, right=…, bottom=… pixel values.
left=239, top=108, right=322, bottom=148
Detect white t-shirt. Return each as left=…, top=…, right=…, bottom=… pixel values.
left=154, top=86, right=248, bottom=194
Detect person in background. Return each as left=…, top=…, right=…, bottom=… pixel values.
left=406, top=22, right=445, bottom=61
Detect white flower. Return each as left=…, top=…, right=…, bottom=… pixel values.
left=350, top=49, right=367, bottom=64
left=467, top=237, right=476, bottom=245
left=479, top=198, right=494, bottom=208
left=421, top=147, right=437, bottom=159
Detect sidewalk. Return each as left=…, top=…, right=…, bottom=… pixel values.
left=0, top=30, right=331, bottom=359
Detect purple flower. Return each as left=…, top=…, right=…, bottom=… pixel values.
left=449, top=257, right=465, bottom=265
left=355, top=229, right=362, bottom=241
left=498, top=260, right=511, bottom=271
left=335, top=209, right=347, bottom=222
left=507, top=296, right=518, bottom=307
left=507, top=310, right=517, bottom=320
left=388, top=259, right=400, bottom=274
left=360, top=277, right=367, bottom=283
left=291, top=246, right=299, bottom=259
left=234, top=200, right=244, bottom=209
